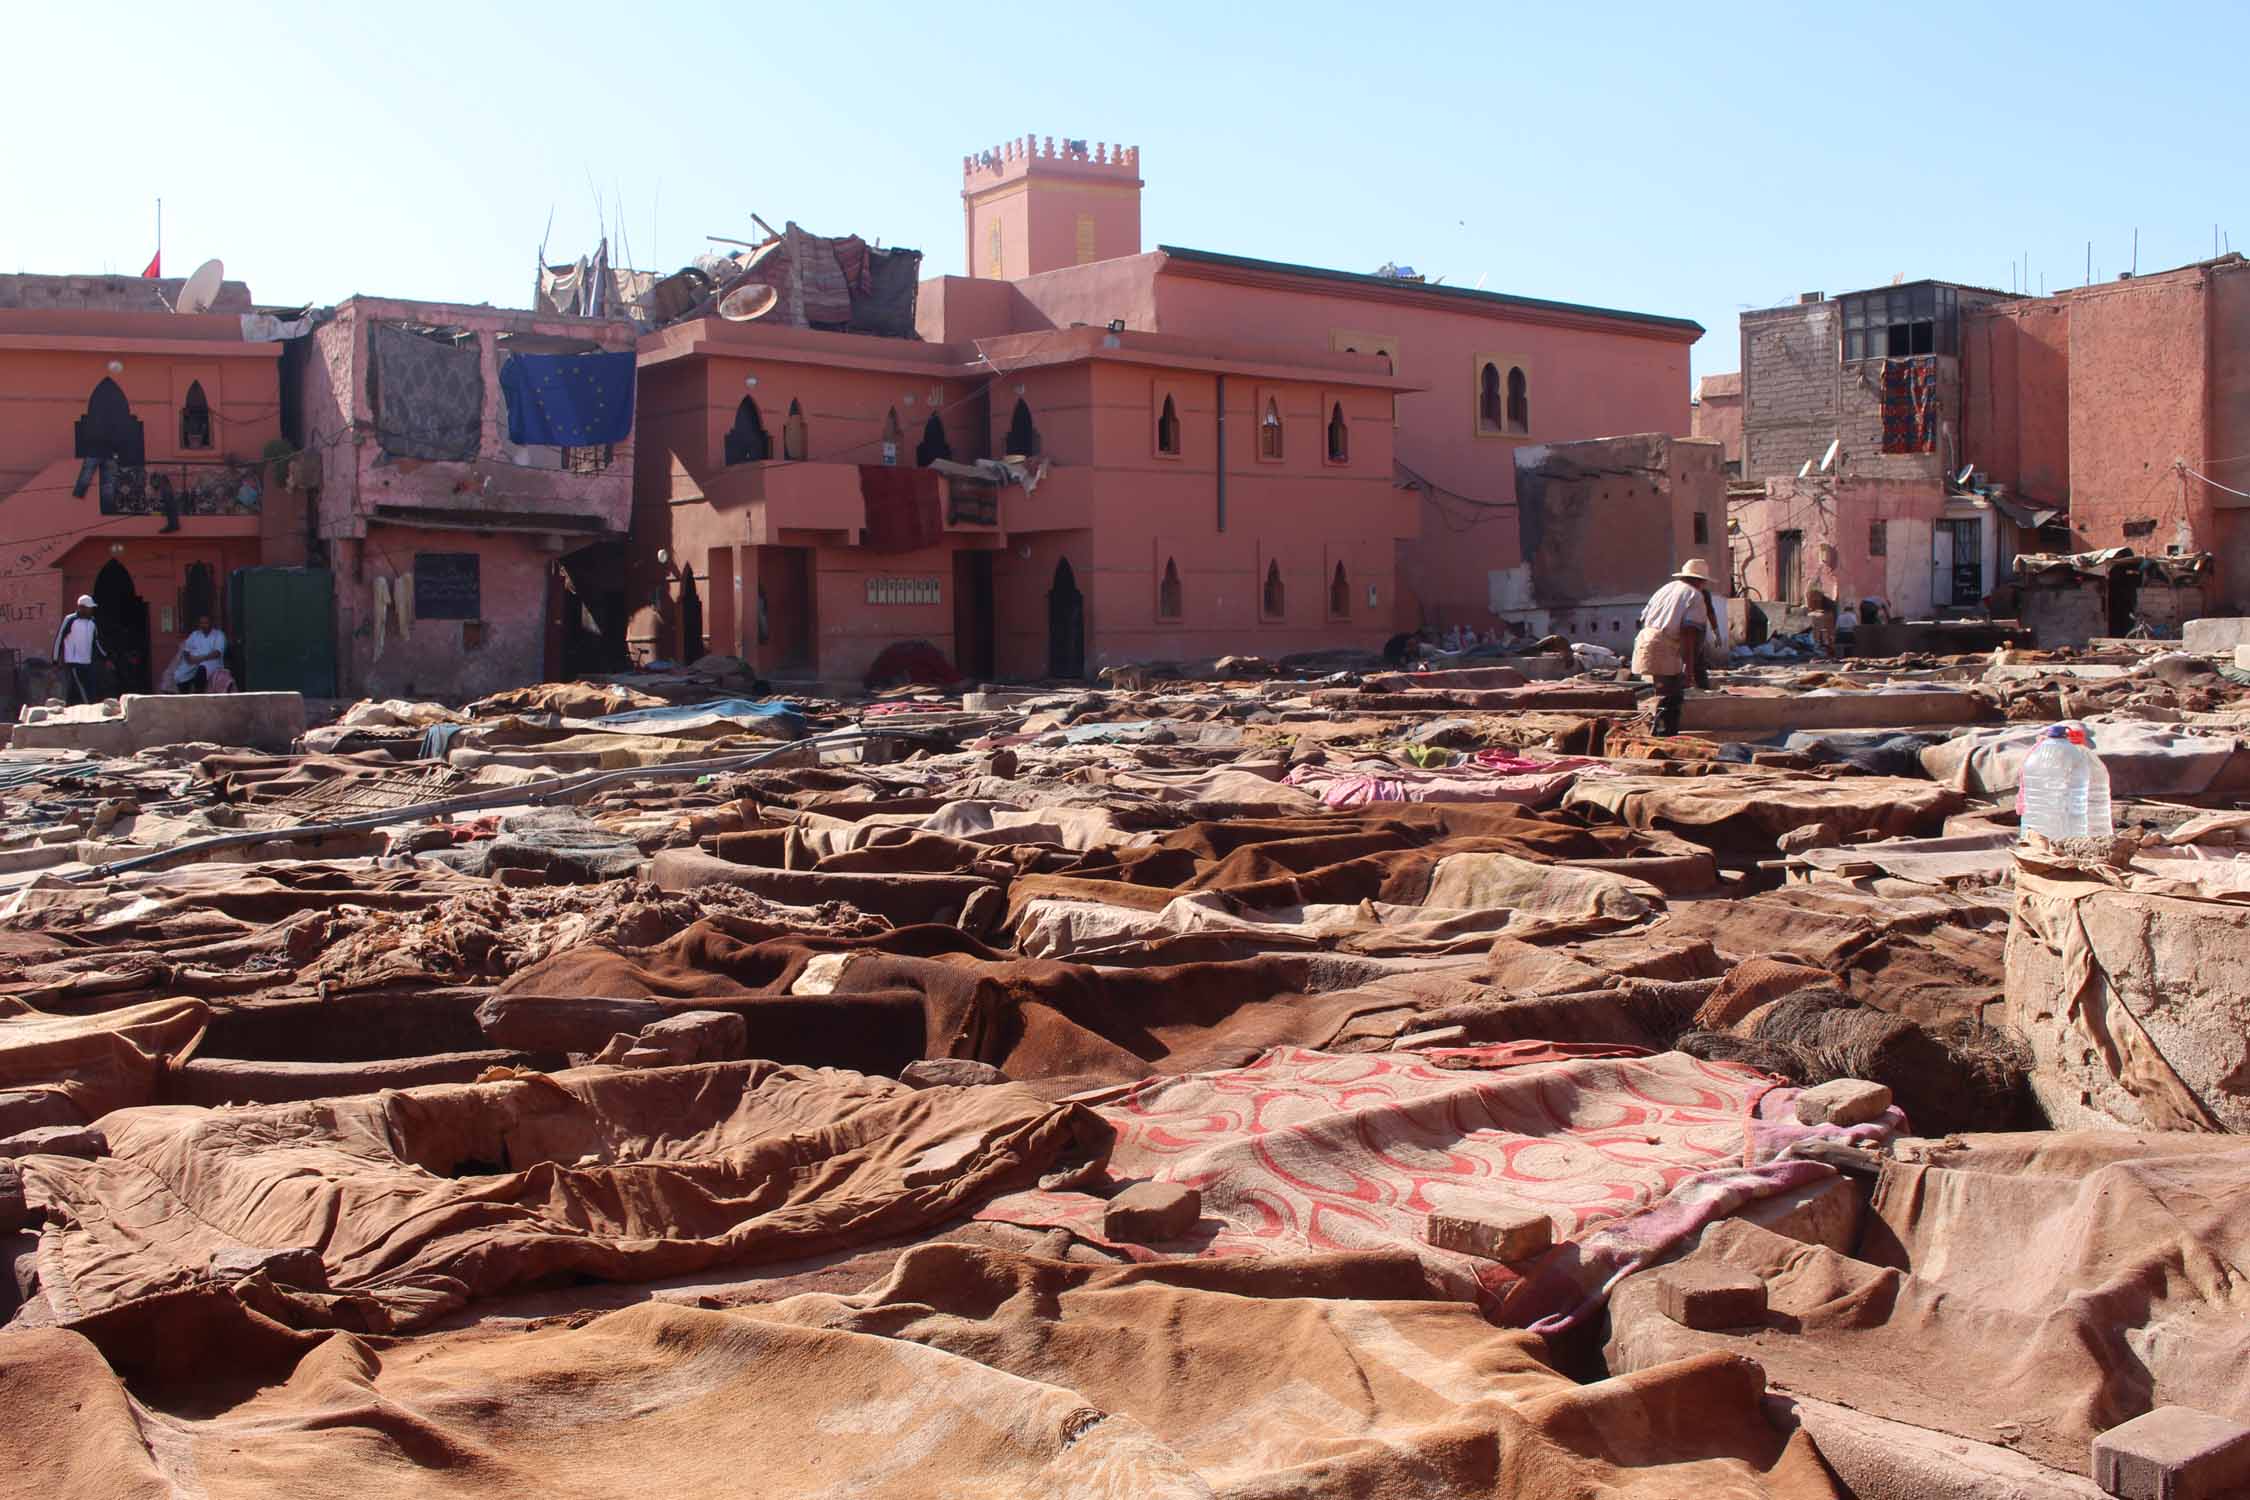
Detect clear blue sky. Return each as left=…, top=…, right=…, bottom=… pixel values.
left=5, top=1, right=2242, bottom=382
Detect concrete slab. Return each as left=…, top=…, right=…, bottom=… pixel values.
left=13, top=693, right=304, bottom=754
left=1680, top=690, right=1989, bottom=733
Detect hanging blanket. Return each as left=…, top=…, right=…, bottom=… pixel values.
left=499, top=351, right=637, bottom=446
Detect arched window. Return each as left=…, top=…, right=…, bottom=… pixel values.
left=1329, top=561, right=1350, bottom=618
left=1156, top=394, right=1181, bottom=455
left=1259, top=398, right=1283, bottom=460
left=1005, top=398, right=1039, bottom=457
left=1506, top=367, right=1529, bottom=432
left=1158, top=557, right=1182, bottom=620
left=1478, top=363, right=1502, bottom=433
left=881, top=407, right=902, bottom=465
left=782, top=399, right=809, bottom=461
left=1262, top=559, right=1286, bottom=619
left=180, top=381, right=213, bottom=451
left=915, top=412, right=951, bottom=467
left=75, top=377, right=144, bottom=468
left=724, top=397, right=770, bottom=464
left=1325, top=403, right=1349, bottom=464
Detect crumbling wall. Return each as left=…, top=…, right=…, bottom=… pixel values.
left=1513, top=434, right=1723, bottom=611
left=2018, top=581, right=2107, bottom=647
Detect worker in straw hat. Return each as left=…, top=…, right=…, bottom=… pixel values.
left=1632, top=559, right=1722, bottom=736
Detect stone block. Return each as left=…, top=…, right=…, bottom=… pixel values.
left=2092, top=1407, right=2250, bottom=1500
left=635, top=1010, right=748, bottom=1064
left=1777, top=822, right=1840, bottom=854
left=0, top=1124, right=107, bottom=1159
left=1103, top=1181, right=1202, bottom=1243
left=1656, top=1263, right=1768, bottom=1329
left=1794, top=1079, right=1893, bottom=1127
left=1426, top=1208, right=1553, bottom=1264
left=2181, top=618, right=2250, bottom=655
left=902, top=1058, right=1010, bottom=1089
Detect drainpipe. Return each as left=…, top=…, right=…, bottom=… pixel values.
left=1215, top=375, right=1228, bottom=532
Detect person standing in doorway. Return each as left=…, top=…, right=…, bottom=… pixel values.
left=52, top=595, right=107, bottom=705
left=174, top=613, right=227, bottom=693
left=1632, top=559, right=1720, bottom=736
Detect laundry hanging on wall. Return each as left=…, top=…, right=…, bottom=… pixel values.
left=1880, top=358, right=1939, bottom=454
left=371, top=323, right=483, bottom=461
left=499, top=352, right=637, bottom=447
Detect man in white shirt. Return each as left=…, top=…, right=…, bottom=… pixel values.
left=52, top=595, right=106, bottom=705
left=1633, top=559, right=1721, bottom=735
left=176, top=614, right=227, bottom=694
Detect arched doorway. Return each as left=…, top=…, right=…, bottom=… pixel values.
left=678, top=567, right=705, bottom=664
left=93, top=557, right=151, bottom=694
left=1046, top=557, right=1084, bottom=679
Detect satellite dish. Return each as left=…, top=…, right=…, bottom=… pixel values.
left=1819, top=439, right=1840, bottom=473
left=177, top=259, right=224, bottom=315
left=1798, top=460, right=1814, bottom=478
left=718, top=283, right=778, bottom=322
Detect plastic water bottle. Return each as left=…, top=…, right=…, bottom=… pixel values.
left=2065, top=724, right=2114, bottom=835
left=2019, top=725, right=2088, bottom=841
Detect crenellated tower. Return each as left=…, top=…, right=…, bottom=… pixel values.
left=961, top=136, right=1143, bottom=280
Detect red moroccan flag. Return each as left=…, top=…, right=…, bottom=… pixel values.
left=141, top=251, right=161, bottom=278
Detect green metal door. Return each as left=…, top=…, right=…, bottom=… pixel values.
left=227, top=567, right=336, bottom=696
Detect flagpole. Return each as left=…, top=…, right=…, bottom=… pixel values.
left=156, top=198, right=162, bottom=273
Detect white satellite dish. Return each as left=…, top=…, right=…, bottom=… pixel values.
left=718, top=283, right=779, bottom=322
left=1819, top=438, right=1840, bottom=473
left=177, top=258, right=224, bottom=315
left=1798, top=459, right=1814, bottom=478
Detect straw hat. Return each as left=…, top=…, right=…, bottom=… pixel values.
left=1671, top=559, right=1714, bottom=583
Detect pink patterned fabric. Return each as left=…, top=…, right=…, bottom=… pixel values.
left=977, top=1045, right=1835, bottom=1323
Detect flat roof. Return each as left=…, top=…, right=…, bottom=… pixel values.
left=1156, top=245, right=1704, bottom=336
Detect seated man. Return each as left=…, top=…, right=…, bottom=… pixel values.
left=174, top=614, right=227, bottom=693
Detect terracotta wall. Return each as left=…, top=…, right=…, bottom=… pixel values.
left=2061, top=274, right=2209, bottom=556
left=1962, top=298, right=2071, bottom=503
left=1690, top=388, right=1743, bottom=472
left=0, top=335, right=280, bottom=496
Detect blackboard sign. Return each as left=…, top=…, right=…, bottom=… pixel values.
left=414, top=552, right=481, bottom=620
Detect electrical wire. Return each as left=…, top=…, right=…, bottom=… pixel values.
left=2181, top=464, right=2250, bottom=501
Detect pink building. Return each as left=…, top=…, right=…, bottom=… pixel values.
left=629, top=136, right=1706, bottom=686
left=636, top=317, right=1410, bottom=686
left=297, top=297, right=639, bottom=699
left=0, top=273, right=288, bottom=697
left=1965, top=254, right=2250, bottom=607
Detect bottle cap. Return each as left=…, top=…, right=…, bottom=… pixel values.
left=2044, top=724, right=2069, bottom=737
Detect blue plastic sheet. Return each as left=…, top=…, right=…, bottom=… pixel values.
left=592, top=697, right=808, bottom=739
